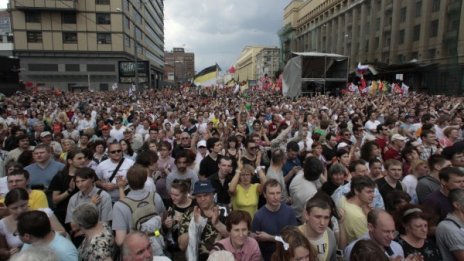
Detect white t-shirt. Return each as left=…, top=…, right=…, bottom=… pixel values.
left=95, top=158, right=135, bottom=201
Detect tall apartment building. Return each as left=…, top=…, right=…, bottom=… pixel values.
left=279, top=0, right=464, bottom=93
left=0, top=10, right=13, bottom=56
left=10, top=0, right=164, bottom=91
left=234, top=46, right=280, bottom=81
left=163, top=47, right=194, bottom=84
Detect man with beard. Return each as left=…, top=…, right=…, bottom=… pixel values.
left=166, top=150, right=198, bottom=193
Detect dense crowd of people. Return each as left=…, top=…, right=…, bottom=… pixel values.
left=0, top=86, right=462, bottom=261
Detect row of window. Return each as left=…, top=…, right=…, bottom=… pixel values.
left=25, top=12, right=110, bottom=25
left=26, top=31, right=112, bottom=44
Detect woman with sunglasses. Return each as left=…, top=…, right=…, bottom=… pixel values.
left=229, top=162, right=266, bottom=219
left=0, top=188, right=66, bottom=260
left=163, top=179, right=194, bottom=261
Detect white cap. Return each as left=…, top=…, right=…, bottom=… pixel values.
left=197, top=140, right=207, bottom=148
left=391, top=134, right=407, bottom=141
left=337, top=142, right=349, bottom=150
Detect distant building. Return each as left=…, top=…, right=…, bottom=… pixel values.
left=279, top=0, right=464, bottom=94
left=9, top=0, right=164, bottom=91
left=0, top=9, right=13, bottom=56
left=234, top=46, right=280, bottom=81
left=163, top=48, right=195, bottom=84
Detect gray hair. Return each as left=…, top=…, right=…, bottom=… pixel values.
left=121, top=231, right=149, bottom=260
left=328, top=163, right=346, bottom=176
left=10, top=246, right=58, bottom=261
left=72, top=202, right=99, bottom=229
left=449, top=189, right=464, bottom=209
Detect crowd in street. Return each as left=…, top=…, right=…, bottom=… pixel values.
left=0, top=86, right=462, bottom=261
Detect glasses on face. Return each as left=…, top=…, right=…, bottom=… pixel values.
left=181, top=137, right=190, bottom=140
left=109, top=150, right=122, bottom=154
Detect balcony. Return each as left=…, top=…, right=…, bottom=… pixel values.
left=13, top=0, right=76, bottom=11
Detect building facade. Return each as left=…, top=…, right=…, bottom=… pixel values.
left=234, top=46, right=280, bottom=81
left=10, top=0, right=164, bottom=91
left=279, top=0, right=464, bottom=94
left=163, top=47, right=194, bottom=84
left=0, top=9, right=13, bottom=56
left=255, top=47, right=280, bottom=80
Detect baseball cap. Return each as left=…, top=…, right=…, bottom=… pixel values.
left=197, top=140, right=207, bottom=148
left=40, top=131, right=52, bottom=138
left=192, top=180, right=215, bottom=195
left=337, top=142, right=349, bottom=150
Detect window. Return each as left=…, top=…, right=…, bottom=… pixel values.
left=29, top=64, right=58, bottom=71
left=399, top=30, right=405, bottom=44
left=413, top=25, right=420, bottom=41
left=96, top=13, right=111, bottom=25
left=96, top=0, right=110, bottom=4
left=62, top=12, right=76, bottom=24
left=376, top=18, right=380, bottom=31
left=25, top=12, right=41, bottom=23
left=97, top=33, right=111, bottom=44
left=400, top=7, right=406, bottom=23
left=430, top=20, right=438, bottom=37
left=135, top=27, right=142, bottom=40
left=62, top=32, right=77, bottom=44
left=397, top=54, right=405, bottom=63
left=411, top=52, right=418, bottom=59
left=432, top=0, right=440, bottom=12
left=27, top=31, right=42, bottom=43
left=415, top=1, right=422, bottom=17
left=124, top=34, right=131, bottom=47
left=428, top=49, right=436, bottom=59
left=65, top=64, right=80, bottom=71
left=123, top=16, right=130, bottom=30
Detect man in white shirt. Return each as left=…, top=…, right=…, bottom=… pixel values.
left=95, top=143, right=134, bottom=202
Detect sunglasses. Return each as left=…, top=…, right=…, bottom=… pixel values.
left=109, top=150, right=122, bottom=154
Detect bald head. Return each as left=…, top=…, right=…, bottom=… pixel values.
left=367, top=209, right=396, bottom=247
left=121, top=232, right=152, bottom=261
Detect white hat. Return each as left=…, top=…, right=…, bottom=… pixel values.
left=391, top=134, right=407, bottom=141
left=337, top=142, right=349, bottom=150
left=197, top=140, right=207, bottom=148
left=40, top=131, right=52, bottom=138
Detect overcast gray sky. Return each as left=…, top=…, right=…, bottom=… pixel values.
left=0, top=0, right=291, bottom=72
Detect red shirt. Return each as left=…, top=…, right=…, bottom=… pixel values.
left=383, top=147, right=401, bottom=161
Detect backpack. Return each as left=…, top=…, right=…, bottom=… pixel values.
left=119, top=191, right=158, bottom=231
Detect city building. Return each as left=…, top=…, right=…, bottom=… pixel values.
left=234, top=46, right=280, bottom=81
left=279, top=0, right=464, bottom=94
left=0, top=9, right=13, bottom=56
left=163, top=47, right=194, bottom=84
left=9, top=0, right=164, bottom=91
